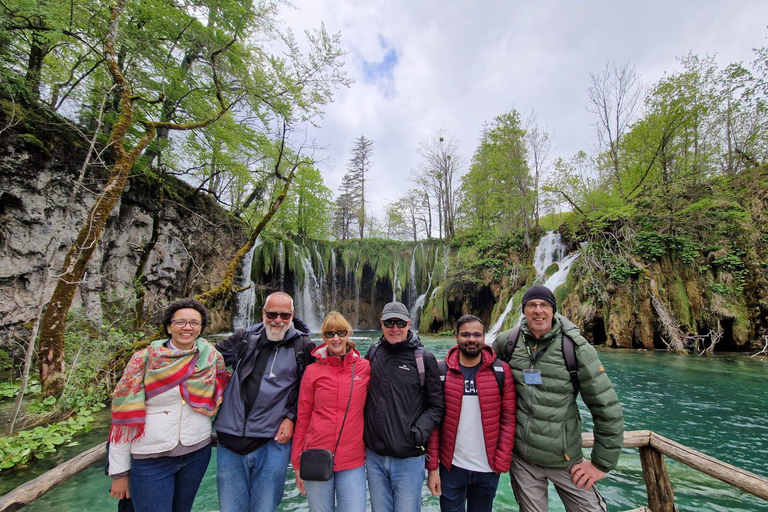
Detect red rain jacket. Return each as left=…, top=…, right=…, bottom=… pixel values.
left=291, top=344, right=370, bottom=473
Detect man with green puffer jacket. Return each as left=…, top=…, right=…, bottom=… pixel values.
left=492, top=285, right=624, bottom=512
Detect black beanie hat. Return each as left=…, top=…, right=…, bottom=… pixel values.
left=521, top=285, right=557, bottom=312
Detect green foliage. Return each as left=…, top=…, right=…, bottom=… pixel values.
left=634, top=232, right=700, bottom=264
left=0, top=349, right=12, bottom=372
left=460, top=110, right=534, bottom=234
left=0, top=408, right=99, bottom=471
left=0, top=380, right=40, bottom=400
left=710, top=250, right=747, bottom=292
left=270, top=165, right=333, bottom=238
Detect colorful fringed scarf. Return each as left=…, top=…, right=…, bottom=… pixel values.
left=109, top=338, right=230, bottom=443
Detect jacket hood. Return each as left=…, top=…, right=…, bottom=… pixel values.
left=376, top=330, right=423, bottom=350
left=311, top=344, right=362, bottom=365
left=445, top=344, right=497, bottom=370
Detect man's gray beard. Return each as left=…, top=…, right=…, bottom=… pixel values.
left=265, top=321, right=293, bottom=342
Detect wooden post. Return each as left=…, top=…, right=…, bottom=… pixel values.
left=639, top=445, right=676, bottom=512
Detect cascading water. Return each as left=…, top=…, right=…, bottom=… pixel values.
left=232, top=237, right=262, bottom=330
left=410, top=268, right=433, bottom=332
left=295, top=246, right=323, bottom=332
left=488, top=231, right=580, bottom=337
left=277, top=240, right=285, bottom=289
left=330, top=249, right=338, bottom=310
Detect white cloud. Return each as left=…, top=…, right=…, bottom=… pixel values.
left=282, top=0, right=768, bottom=220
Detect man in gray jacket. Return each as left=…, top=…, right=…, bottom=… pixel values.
left=214, top=292, right=315, bottom=512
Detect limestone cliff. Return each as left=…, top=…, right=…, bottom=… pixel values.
left=0, top=111, right=247, bottom=351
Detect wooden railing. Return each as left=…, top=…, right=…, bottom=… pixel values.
left=583, top=430, right=768, bottom=512
left=1, top=431, right=767, bottom=511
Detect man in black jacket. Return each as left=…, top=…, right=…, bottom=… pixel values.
left=364, top=301, right=444, bottom=512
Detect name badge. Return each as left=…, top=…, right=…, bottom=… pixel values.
left=523, top=369, right=543, bottom=385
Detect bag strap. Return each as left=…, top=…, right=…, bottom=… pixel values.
left=332, top=360, right=356, bottom=457
left=505, top=325, right=521, bottom=362
left=438, top=357, right=504, bottom=395
left=414, top=347, right=425, bottom=387
left=562, top=334, right=579, bottom=392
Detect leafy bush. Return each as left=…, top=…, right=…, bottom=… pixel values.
left=0, top=409, right=98, bottom=471
left=634, top=232, right=700, bottom=264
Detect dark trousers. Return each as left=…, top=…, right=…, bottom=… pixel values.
left=439, top=464, right=500, bottom=512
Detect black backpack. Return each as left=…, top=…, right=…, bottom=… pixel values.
left=437, top=358, right=505, bottom=395
left=503, top=326, right=579, bottom=392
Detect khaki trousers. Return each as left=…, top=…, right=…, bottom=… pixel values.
left=509, top=456, right=608, bottom=512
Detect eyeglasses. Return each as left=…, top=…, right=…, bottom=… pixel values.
left=382, top=319, right=408, bottom=329
left=323, top=330, right=348, bottom=338
left=170, top=319, right=202, bottom=328
left=524, top=302, right=553, bottom=311
left=264, top=311, right=293, bottom=320
left=458, top=332, right=484, bottom=339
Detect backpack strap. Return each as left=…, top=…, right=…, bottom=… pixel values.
left=415, top=347, right=425, bottom=387
left=437, top=359, right=447, bottom=383
left=506, top=324, right=578, bottom=392
left=369, top=342, right=425, bottom=387
left=491, top=359, right=505, bottom=395
left=367, top=342, right=379, bottom=362
left=562, top=334, right=579, bottom=392
left=505, top=325, right=521, bottom=362
left=292, top=335, right=313, bottom=377
left=437, top=358, right=503, bottom=395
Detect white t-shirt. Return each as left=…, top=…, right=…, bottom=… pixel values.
left=451, top=363, right=492, bottom=473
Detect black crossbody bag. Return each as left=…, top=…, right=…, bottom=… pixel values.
left=299, top=361, right=356, bottom=481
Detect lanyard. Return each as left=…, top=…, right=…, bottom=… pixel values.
left=523, top=340, right=548, bottom=368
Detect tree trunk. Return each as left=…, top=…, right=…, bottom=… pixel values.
left=38, top=0, right=155, bottom=395
left=24, top=23, right=47, bottom=101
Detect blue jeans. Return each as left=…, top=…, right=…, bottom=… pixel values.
left=217, top=441, right=292, bottom=512
left=366, top=449, right=425, bottom=512
left=303, top=465, right=367, bottom=512
left=129, top=443, right=211, bottom=512
left=439, top=464, right=499, bottom=512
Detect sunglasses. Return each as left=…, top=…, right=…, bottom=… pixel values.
left=382, top=319, right=408, bottom=329
left=264, top=311, right=293, bottom=320
left=323, top=330, right=349, bottom=338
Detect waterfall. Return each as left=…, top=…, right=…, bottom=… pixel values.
left=295, top=246, right=323, bottom=332
left=408, top=249, right=418, bottom=308
left=488, top=231, right=580, bottom=337
left=277, top=240, right=285, bottom=289
left=354, top=243, right=361, bottom=326
left=532, top=231, right=566, bottom=277
left=392, top=256, right=400, bottom=302
left=233, top=237, right=262, bottom=330
left=312, top=242, right=328, bottom=315
left=330, top=249, right=337, bottom=310
left=410, top=266, right=433, bottom=332
left=410, top=293, right=427, bottom=331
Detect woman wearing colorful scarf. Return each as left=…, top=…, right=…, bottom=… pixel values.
left=108, top=298, right=229, bottom=512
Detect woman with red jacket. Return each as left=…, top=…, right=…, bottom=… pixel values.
left=292, top=311, right=371, bottom=512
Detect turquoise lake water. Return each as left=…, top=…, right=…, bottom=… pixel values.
left=9, top=332, right=768, bottom=511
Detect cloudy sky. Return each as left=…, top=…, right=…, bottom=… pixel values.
left=280, top=1, right=768, bottom=221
